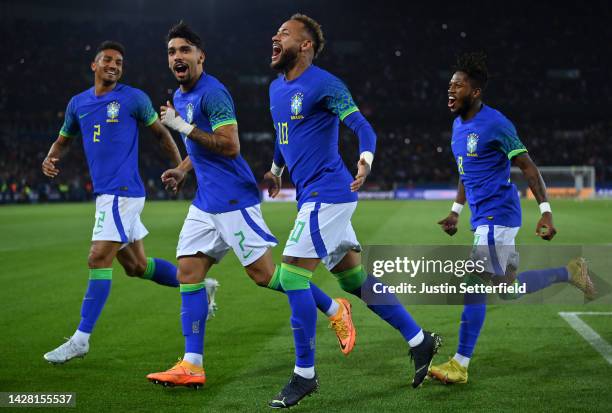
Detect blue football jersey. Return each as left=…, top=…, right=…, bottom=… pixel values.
left=269, top=65, right=360, bottom=208
left=59, top=83, right=158, bottom=197
left=451, top=104, right=528, bottom=229
left=173, top=73, right=260, bottom=214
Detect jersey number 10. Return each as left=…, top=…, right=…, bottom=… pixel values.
left=277, top=122, right=289, bottom=145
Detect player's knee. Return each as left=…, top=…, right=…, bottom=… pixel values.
left=177, top=266, right=203, bottom=285
left=246, top=267, right=272, bottom=287
left=122, top=260, right=147, bottom=277
left=88, top=249, right=110, bottom=269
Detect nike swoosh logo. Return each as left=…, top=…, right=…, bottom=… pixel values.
left=415, top=364, right=428, bottom=374
left=242, top=249, right=254, bottom=259
left=270, top=106, right=275, bottom=110
left=79, top=112, right=90, bottom=119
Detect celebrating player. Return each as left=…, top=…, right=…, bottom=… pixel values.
left=429, top=52, right=596, bottom=384
left=145, top=22, right=356, bottom=389
left=42, top=41, right=184, bottom=364
left=264, top=14, right=441, bottom=408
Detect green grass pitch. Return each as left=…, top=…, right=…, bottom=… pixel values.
left=1, top=200, right=611, bottom=412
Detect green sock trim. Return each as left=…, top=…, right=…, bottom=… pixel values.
left=89, top=268, right=113, bottom=280
left=279, top=263, right=312, bottom=291
left=280, top=263, right=313, bottom=279
left=143, top=257, right=155, bottom=279
left=180, top=282, right=206, bottom=293
left=333, top=264, right=367, bottom=292
left=267, top=265, right=283, bottom=291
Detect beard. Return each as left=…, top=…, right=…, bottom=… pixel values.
left=455, top=96, right=475, bottom=117
left=270, top=46, right=299, bottom=73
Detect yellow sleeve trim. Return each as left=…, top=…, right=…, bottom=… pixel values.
left=144, top=112, right=159, bottom=127
left=507, top=148, right=528, bottom=159
left=59, top=129, right=76, bottom=138
left=212, top=119, right=237, bottom=131
left=339, top=107, right=359, bottom=121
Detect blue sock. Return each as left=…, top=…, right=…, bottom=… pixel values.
left=144, top=257, right=178, bottom=287
left=78, top=268, right=112, bottom=333
left=309, top=283, right=333, bottom=314
left=286, top=289, right=317, bottom=367
left=180, top=283, right=208, bottom=356
left=517, top=267, right=569, bottom=294
left=267, top=266, right=333, bottom=314
left=457, top=290, right=488, bottom=358
left=349, top=275, right=421, bottom=342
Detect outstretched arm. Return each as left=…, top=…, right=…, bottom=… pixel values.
left=437, top=179, right=465, bottom=236
left=512, top=152, right=556, bottom=240
left=147, top=119, right=182, bottom=166
left=42, top=135, right=73, bottom=178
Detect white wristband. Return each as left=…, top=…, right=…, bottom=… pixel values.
left=161, top=107, right=194, bottom=136
left=270, top=162, right=284, bottom=177
left=177, top=122, right=195, bottom=136
left=539, top=202, right=552, bottom=215
left=360, top=151, right=374, bottom=168
left=451, top=202, right=464, bottom=215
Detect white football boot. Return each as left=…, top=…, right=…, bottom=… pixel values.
left=205, top=278, right=220, bottom=320
left=44, top=337, right=89, bottom=364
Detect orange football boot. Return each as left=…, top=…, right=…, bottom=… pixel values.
left=329, top=298, right=356, bottom=355
left=146, top=359, right=206, bottom=389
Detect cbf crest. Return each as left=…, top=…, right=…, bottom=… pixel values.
left=290, top=92, right=304, bottom=120
left=186, top=103, right=194, bottom=124
left=467, top=132, right=479, bottom=157
left=106, top=101, right=120, bottom=123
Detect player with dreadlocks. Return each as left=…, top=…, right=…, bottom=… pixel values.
left=429, top=52, right=596, bottom=384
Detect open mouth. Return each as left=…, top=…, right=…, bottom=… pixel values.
left=271, top=43, right=282, bottom=61
left=174, top=62, right=189, bottom=76
left=448, top=96, right=457, bottom=109
left=104, top=70, right=117, bottom=77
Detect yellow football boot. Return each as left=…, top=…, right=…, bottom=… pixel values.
left=428, top=357, right=468, bottom=384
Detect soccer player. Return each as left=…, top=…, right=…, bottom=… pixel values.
left=145, top=22, right=355, bottom=389
left=429, top=52, right=596, bottom=384
left=265, top=14, right=441, bottom=408
left=41, top=41, right=185, bottom=364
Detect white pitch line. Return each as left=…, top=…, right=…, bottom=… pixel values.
left=559, top=312, right=612, bottom=365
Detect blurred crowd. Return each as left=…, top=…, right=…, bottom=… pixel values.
left=1, top=1, right=610, bottom=203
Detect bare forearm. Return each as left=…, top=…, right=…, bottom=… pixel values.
left=47, top=138, right=70, bottom=159
left=455, top=179, right=466, bottom=204
left=160, top=135, right=182, bottom=166
left=524, top=168, right=548, bottom=204
left=187, top=128, right=239, bottom=158
left=513, top=153, right=548, bottom=204
left=177, top=156, right=193, bottom=173
left=149, top=121, right=182, bottom=166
